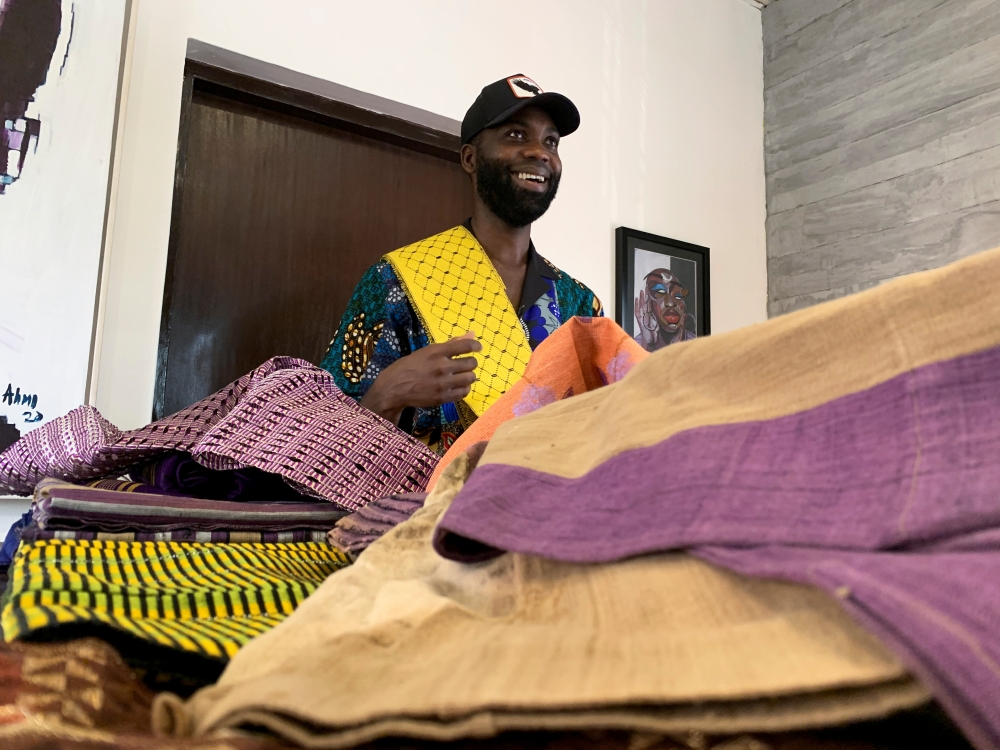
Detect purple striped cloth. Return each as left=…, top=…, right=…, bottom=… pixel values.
left=327, top=493, right=428, bottom=556
left=19, top=524, right=330, bottom=544
left=31, top=478, right=347, bottom=533
left=0, top=357, right=439, bottom=511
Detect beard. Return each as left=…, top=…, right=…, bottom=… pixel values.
left=475, top=154, right=561, bottom=228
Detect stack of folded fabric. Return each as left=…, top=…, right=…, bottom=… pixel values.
left=2, top=476, right=351, bottom=686
left=0, top=357, right=440, bottom=687
left=155, top=247, right=1000, bottom=750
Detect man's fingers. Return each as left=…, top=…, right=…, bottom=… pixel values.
left=448, top=355, right=478, bottom=373
left=448, top=371, right=477, bottom=388
left=442, top=384, right=473, bottom=401
left=438, top=336, right=483, bottom=356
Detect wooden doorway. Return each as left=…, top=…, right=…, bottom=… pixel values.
left=154, top=42, right=473, bottom=420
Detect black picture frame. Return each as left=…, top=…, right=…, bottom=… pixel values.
left=615, top=227, right=710, bottom=352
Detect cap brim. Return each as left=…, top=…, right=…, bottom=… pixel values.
left=475, top=92, right=580, bottom=143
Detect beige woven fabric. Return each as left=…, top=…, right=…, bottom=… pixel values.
left=156, top=454, right=927, bottom=747
left=480, top=245, right=1000, bottom=478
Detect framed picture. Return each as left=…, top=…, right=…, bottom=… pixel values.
left=615, top=227, right=710, bottom=353
left=0, top=0, right=130, bottom=440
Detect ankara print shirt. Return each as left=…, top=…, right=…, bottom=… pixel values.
left=320, top=247, right=602, bottom=456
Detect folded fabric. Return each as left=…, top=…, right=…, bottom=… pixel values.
left=0, top=357, right=439, bottom=510
left=326, top=492, right=427, bottom=556
left=327, top=444, right=489, bottom=557
left=31, top=478, right=347, bottom=533
left=155, top=453, right=929, bottom=747
left=2, top=539, right=350, bottom=660
left=84, top=477, right=165, bottom=493
left=433, top=246, right=1000, bottom=750
left=427, top=317, right=646, bottom=489
left=20, top=524, right=330, bottom=544
left=0, top=640, right=287, bottom=750
left=132, top=452, right=310, bottom=502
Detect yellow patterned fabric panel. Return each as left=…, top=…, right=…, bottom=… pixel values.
left=385, top=226, right=532, bottom=416
left=2, top=540, right=350, bottom=660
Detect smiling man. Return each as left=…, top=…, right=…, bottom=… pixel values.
left=320, top=75, right=602, bottom=454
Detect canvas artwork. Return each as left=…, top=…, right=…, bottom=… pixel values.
left=615, top=227, right=710, bottom=353
left=0, top=0, right=128, bottom=451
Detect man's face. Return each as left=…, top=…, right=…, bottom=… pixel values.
left=466, top=106, right=562, bottom=228
left=646, top=272, right=688, bottom=333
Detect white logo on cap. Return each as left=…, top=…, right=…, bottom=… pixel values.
left=507, top=76, right=543, bottom=99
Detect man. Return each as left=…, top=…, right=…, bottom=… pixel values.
left=633, top=269, right=697, bottom=352
left=321, top=75, right=602, bottom=454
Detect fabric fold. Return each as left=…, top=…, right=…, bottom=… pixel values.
left=428, top=316, right=646, bottom=489
left=0, top=357, right=438, bottom=510
left=430, top=245, right=1000, bottom=750
left=158, top=452, right=928, bottom=747
left=31, top=478, right=347, bottom=533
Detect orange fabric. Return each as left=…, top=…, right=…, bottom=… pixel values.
left=428, top=317, right=648, bottom=490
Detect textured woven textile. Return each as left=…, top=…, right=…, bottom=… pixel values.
left=0, top=639, right=284, bottom=750
left=2, top=539, right=350, bottom=660
left=131, top=453, right=309, bottom=502
left=433, top=247, right=1000, bottom=750
left=385, top=226, right=534, bottom=417
left=326, top=492, right=427, bottom=557
left=320, top=231, right=602, bottom=456
left=31, top=478, right=346, bottom=533
left=156, top=453, right=929, bottom=747
left=0, top=357, right=439, bottom=510
left=20, top=524, right=329, bottom=544
left=428, top=316, right=647, bottom=489
left=0, top=636, right=957, bottom=750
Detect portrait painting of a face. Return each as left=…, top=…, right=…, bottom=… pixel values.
left=615, top=228, right=710, bottom=353
left=0, top=0, right=129, bottom=436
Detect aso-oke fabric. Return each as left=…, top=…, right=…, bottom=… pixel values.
left=384, top=226, right=534, bottom=417
left=154, top=453, right=929, bottom=747
left=427, top=316, right=647, bottom=489
left=0, top=357, right=438, bottom=510
left=0, top=637, right=286, bottom=750
left=2, top=539, right=350, bottom=660
left=326, top=492, right=427, bottom=557
left=20, top=525, right=330, bottom=544
left=31, top=478, right=347, bottom=533
left=433, top=246, right=1000, bottom=750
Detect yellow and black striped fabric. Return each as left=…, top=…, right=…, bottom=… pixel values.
left=1, top=539, right=350, bottom=660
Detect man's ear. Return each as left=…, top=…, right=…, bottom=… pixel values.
left=460, top=142, right=477, bottom=176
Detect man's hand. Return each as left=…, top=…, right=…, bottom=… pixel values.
left=360, top=333, right=482, bottom=425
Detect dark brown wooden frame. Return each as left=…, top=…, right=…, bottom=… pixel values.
left=153, top=40, right=463, bottom=420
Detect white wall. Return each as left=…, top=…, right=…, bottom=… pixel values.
left=95, top=0, right=766, bottom=429
left=0, top=1, right=126, bottom=435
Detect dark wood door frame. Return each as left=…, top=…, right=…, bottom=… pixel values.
left=154, top=40, right=463, bottom=420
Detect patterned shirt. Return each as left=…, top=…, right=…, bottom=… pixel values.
left=320, top=227, right=602, bottom=454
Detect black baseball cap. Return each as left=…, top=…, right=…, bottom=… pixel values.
left=461, top=75, right=580, bottom=145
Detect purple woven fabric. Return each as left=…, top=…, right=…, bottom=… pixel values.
left=693, top=545, right=1000, bottom=750
left=133, top=452, right=308, bottom=502
left=432, top=344, right=1000, bottom=749
left=32, top=478, right=347, bottom=533
left=0, top=357, right=439, bottom=510
left=0, top=407, right=124, bottom=494
left=20, top=524, right=331, bottom=544
left=435, top=344, right=1000, bottom=562
left=327, top=492, right=427, bottom=556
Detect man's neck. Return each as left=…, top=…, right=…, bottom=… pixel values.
left=469, top=205, right=531, bottom=270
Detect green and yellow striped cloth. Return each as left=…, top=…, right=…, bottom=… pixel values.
left=2, top=539, right=350, bottom=659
